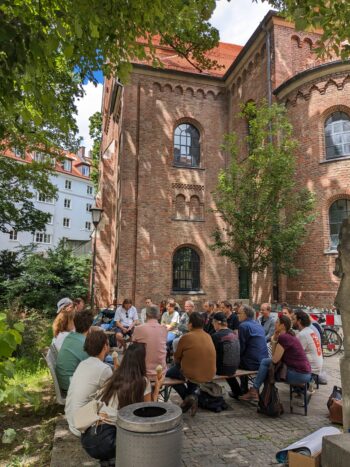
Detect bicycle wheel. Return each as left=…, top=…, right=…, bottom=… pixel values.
left=322, top=328, right=342, bottom=357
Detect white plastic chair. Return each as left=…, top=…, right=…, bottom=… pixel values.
left=43, top=345, right=66, bottom=405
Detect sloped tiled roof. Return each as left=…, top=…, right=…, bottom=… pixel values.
left=3, top=149, right=92, bottom=181
left=134, top=36, right=243, bottom=77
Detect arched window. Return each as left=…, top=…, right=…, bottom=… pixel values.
left=172, top=247, right=200, bottom=291
left=175, top=194, right=187, bottom=219
left=189, top=195, right=201, bottom=220
left=173, top=123, right=200, bottom=167
left=329, top=199, right=350, bottom=249
left=325, top=112, right=350, bottom=160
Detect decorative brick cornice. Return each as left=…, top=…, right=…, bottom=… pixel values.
left=172, top=183, right=204, bottom=191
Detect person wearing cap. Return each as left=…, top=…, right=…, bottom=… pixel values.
left=212, top=312, right=240, bottom=395
left=57, top=297, right=73, bottom=314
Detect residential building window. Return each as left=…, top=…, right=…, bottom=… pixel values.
left=86, top=203, right=92, bottom=212
left=62, top=159, right=73, bottom=171
left=173, top=123, right=200, bottom=167
left=64, top=198, right=71, bottom=209
left=87, top=186, right=93, bottom=195
left=172, top=247, right=200, bottom=292
left=63, top=217, right=71, bottom=228
left=325, top=111, right=350, bottom=159
left=65, top=180, right=72, bottom=190
left=81, top=165, right=90, bottom=176
left=37, top=193, right=53, bottom=203
left=85, top=221, right=92, bottom=231
left=47, top=215, right=53, bottom=225
left=329, top=199, right=350, bottom=250
left=35, top=232, right=52, bottom=244
left=33, top=152, right=48, bottom=163
left=9, top=230, right=18, bottom=241
left=12, top=147, right=25, bottom=159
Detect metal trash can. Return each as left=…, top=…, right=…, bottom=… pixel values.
left=116, top=402, right=182, bottom=467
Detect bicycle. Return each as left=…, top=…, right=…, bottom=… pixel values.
left=317, top=314, right=343, bottom=357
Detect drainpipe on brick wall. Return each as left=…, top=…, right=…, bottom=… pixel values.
left=132, top=83, right=141, bottom=303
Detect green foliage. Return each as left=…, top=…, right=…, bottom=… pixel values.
left=212, top=101, right=315, bottom=300
left=260, top=0, right=350, bottom=59
left=0, top=155, right=58, bottom=233
left=0, top=241, right=91, bottom=314
left=89, top=111, right=102, bottom=191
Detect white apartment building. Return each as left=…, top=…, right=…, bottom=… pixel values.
left=0, top=148, right=95, bottom=254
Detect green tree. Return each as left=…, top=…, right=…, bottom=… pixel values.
left=1, top=241, right=91, bottom=314
left=89, top=112, right=102, bottom=191
left=260, top=0, right=350, bottom=58
left=211, top=101, right=315, bottom=303
left=1, top=0, right=220, bottom=229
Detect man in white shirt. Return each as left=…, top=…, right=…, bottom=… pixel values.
left=294, top=309, right=323, bottom=375
left=140, top=298, right=153, bottom=324
left=65, top=327, right=113, bottom=436
left=114, top=298, right=139, bottom=349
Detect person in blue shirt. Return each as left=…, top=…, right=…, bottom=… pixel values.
left=228, top=304, right=268, bottom=399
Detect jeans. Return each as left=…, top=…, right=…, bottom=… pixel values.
left=253, top=358, right=311, bottom=390
left=167, top=332, right=176, bottom=345
left=81, top=424, right=116, bottom=461
left=166, top=363, right=198, bottom=400
left=172, top=336, right=181, bottom=353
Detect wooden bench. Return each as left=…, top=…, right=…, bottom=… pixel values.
left=160, top=369, right=258, bottom=402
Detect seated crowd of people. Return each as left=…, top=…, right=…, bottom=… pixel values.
left=51, top=296, right=324, bottom=467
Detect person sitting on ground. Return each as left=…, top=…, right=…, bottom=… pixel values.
left=220, top=300, right=239, bottom=332
left=132, top=305, right=167, bottom=379
left=52, top=305, right=75, bottom=351
left=241, top=315, right=312, bottom=401
left=73, top=297, right=85, bottom=312
left=293, top=309, right=323, bottom=377
left=258, top=303, right=276, bottom=342
left=114, top=298, right=139, bottom=350
left=202, top=301, right=216, bottom=336
left=211, top=312, right=240, bottom=392
left=65, top=327, right=113, bottom=436
left=228, top=305, right=269, bottom=399
left=166, top=312, right=216, bottom=416
left=56, top=310, right=93, bottom=392
left=56, top=297, right=73, bottom=314
left=172, top=300, right=195, bottom=352
left=161, top=300, right=180, bottom=348
left=80, top=342, right=163, bottom=466
left=140, top=297, right=153, bottom=324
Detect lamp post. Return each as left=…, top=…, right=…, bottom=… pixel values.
left=90, top=206, right=103, bottom=312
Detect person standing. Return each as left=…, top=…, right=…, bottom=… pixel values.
left=132, top=305, right=167, bottom=379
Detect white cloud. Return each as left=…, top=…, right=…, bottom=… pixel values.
left=211, top=0, right=271, bottom=45
left=75, top=82, right=103, bottom=153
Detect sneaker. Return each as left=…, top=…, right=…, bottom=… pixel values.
left=239, top=388, right=259, bottom=401
left=180, top=395, right=194, bottom=413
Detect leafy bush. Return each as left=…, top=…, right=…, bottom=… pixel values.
left=0, top=241, right=91, bottom=314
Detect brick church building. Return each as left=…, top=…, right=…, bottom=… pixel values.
left=95, top=11, right=350, bottom=309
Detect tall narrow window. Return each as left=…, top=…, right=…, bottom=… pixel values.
left=62, top=159, right=72, bottom=171
left=325, top=112, right=350, bottom=160
left=173, top=123, right=200, bottom=167
left=9, top=230, right=18, bottom=241
left=173, top=247, right=200, bottom=292
left=175, top=194, right=186, bottom=219
left=329, top=199, right=350, bottom=250
left=65, top=180, right=72, bottom=190
left=189, top=195, right=201, bottom=220
left=63, top=217, right=71, bottom=228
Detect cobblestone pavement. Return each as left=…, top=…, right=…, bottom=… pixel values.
left=177, top=355, right=342, bottom=467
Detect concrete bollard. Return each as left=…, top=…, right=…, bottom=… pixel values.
left=116, top=402, right=182, bottom=467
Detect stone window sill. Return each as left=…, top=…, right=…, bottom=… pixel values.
left=171, top=290, right=206, bottom=295
left=172, top=164, right=205, bottom=171
left=320, top=155, right=350, bottom=164
left=324, top=249, right=338, bottom=255
left=171, top=218, right=205, bottom=222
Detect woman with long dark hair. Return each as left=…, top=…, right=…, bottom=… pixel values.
left=80, top=342, right=163, bottom=466
left=241, top=314, right=311, bottom=401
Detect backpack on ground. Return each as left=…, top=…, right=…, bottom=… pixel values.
left=198, top=382, right=228, bottom=413
left=257, top=363, right=284, bottom=417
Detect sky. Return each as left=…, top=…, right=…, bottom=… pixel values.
left=75, top=0, right=272, bottom=153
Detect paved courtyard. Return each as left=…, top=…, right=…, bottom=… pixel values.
left=51, top=355, right=342, bottom=467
